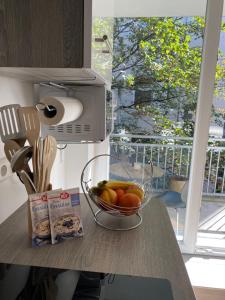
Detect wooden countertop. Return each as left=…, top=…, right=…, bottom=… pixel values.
left=0, top=195, right=195, bottom=300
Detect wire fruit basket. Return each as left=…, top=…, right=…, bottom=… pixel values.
left=81, top=154, right=153, bottom=231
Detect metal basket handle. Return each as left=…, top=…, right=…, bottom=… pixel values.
left=80, top=154, right=111, bottom=219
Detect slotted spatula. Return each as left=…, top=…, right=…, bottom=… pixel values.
left=0, top=104, right=26, bottom=146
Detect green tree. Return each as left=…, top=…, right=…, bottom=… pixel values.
left=112, top=17, right=225, bottom=136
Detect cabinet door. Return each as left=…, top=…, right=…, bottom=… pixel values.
left=0, top=0, right=84, bottom=68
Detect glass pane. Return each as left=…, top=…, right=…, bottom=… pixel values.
left=197, top=15, right=225, bottom=251
left=110, top=0, right=207, bottom=239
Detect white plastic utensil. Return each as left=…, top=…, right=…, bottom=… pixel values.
left=0, top=104, right=26, bottom=145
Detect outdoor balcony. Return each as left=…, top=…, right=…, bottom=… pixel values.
left=110, top=133, right=225, bottom=239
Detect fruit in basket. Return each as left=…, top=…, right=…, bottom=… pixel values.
left=98, top=180, right=135, bottom=190
left=126, top=185, right=144, bottom=201
left=115, top=188, right=126, bottom=201
left=91, top=180, right=144, bottom=214
left=117, top=193, right=141, bottom=215
left=100, top=188, right=118, bottom=205
left=90, top=186, right=103, bottom=196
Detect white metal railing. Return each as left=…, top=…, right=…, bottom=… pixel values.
left=110, top=134, right=225, bottom=197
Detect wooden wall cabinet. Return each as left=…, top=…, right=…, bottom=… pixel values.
left=0, top=0, right=114, bottom=85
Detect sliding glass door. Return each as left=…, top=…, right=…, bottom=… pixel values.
left=196, top=10, right=225, bottom=254
left=183, top=0, right=224, bottom=253
left=110, top=0, right=225, bottom=254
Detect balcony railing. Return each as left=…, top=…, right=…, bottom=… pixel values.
left=110, top=134, right=225, bottom=197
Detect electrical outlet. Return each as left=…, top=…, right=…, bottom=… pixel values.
left=0, top=158, right=12, bottom=182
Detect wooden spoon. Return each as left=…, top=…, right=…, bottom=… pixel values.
left=36, top=137, right=44, bottom=192
left=4, top=139, right=32, bottom=176
left=39, top=135, right=57, bottom=192
left=11, top=147, right=36, bottom=193
left=19, top=170, right=37, bottom=194
left=11, top=146, right=33, bottom=173
left=4, top=139, right=21, bottom=162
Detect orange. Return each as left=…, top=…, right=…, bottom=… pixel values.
left=126, top=186, right=144, bottom=201
left=115, top=188, right=126, bottom=201
left=118, top=193, right=141, bottom=215
left=126, top=184, right=140, bottom=190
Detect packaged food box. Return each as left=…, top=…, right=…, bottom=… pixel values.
left=48, top=188, right=83, bottom=244
left=29, top=191, right=53, bottom=247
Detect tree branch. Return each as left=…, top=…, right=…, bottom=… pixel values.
left=122, top=108, right=154, bottom=127
left=113, top=33, right=155, bottom=72
left=113, top=57, right=144, bottom=74
left=115, top=94, right=189, bottom=112
left=113, top=20, right=135, bottom=39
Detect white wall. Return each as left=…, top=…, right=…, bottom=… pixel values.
left=114, top=0, right=209, bottom=17
left=0, top=76, right=33, bottom=223
left=64, top=138, right=110, bottom=191
left=63, top=144, right=90, bottom=190
left=50, top=148, right=66, bottom=190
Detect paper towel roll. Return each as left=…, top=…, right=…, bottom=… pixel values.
left=39, top=96, right=83, bottom=125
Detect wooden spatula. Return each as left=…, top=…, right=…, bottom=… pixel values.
left=44, top=136, right=57, bottom=192
left=0, top=104, right=26, bottom=146
left=18, top=107, right=41, bottom=188
left=18, top=107, right=40, bottom=147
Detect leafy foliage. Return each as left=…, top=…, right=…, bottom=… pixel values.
left=112, top=17, right=225, bottom=136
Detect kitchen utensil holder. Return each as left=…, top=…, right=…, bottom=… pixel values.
left=81, top=154, right=153, bottom=231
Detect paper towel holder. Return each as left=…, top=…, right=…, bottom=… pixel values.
left=36, top=103, right=57, bottom=119
left=35, top=83, right=114, bottom=144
